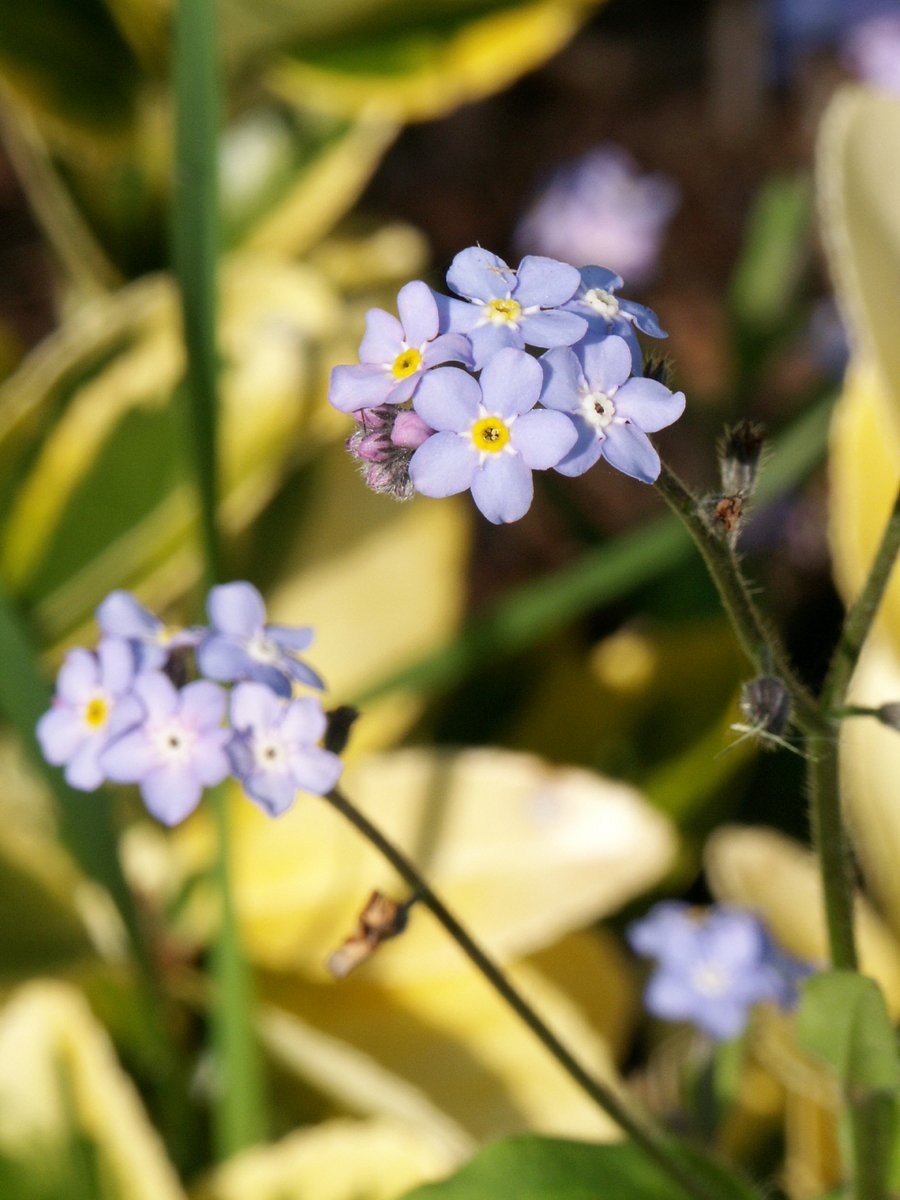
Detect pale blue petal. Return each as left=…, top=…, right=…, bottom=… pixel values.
left=412, top=367, right=480, bottom=432
left=37, top=707, right=84, bottom=766
left=614, top=379, right=685, bottom=432
left=358, top=307, right=403, bottom=363
left=244, top=769, right=297, bottom=817
left=197, top=635, right=249, bottom=683
left=619, top=298, right=667, bottom=339
left=409, top=432, right=476, bottom=497
left=518, top=308, right=587, bottom=350
left=98, top=638, right=135, bottom=694
left=289, top=746, right=343, bottom=796
left=514, top=256, right=581, bottom=308
left=231, top=681, right=282, bottom=731
left=554, top=418, right=604, bottom=478
left=511, top=409, right=578, bottom=469
left=269, top=625, right=315, bottom=652
left=140, top=765, right=203, bottom=826
left=56, top=649, right=98, bottom=703
left=281, top=695, right=327, bottom=744
left=479, top=348, right=542, bottom=417
left=101, top=730, right=158, bottom=782
left=133, top=671, right=178, bottom=719
left=397, top=280, right=439, bottom=345
left=421, top=332, right=474, bottom=369
left=432, top=291, right=479, bottom=335
left=328, top=364, right=394, bottom=413
left=578, top=334, right=632, bottom=393
left=579, top=266, right=623, bottom=293
left=178, top=680, right=226, bottom=729
left=193, top=735, right=231, bottom=787
left=208, top=581, right=265, bottom=637
left=447, top=247, right=515, bottom=301
left=602, top=423, right=660, bottom=483
left=64, top=741, right=105, bottom=792
left=539, top=347, right=582, bottom=413
left=469, top=321, right=522, bottom=368
left=96, top=591, right=160, bottom=639
left=470, top=454, right=533, bottom=524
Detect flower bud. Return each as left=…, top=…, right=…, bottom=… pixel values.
left=718, top=419, right=766, bottom=501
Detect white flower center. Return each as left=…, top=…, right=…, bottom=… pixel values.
left=579, top=388, right=617, bottom=435
left=247, top=633, right=281, bottom=666
left=582, top=288, right=620, bottom=320
left=255, top=735, right=286, bottom=772
left=152, top=720, right=196, bottom=764
left=690, top=961, right=732, bottom=998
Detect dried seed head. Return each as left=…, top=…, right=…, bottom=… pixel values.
left=327, top=890, right=412, bottom=979
left=718, top=419, right=766, bottom=500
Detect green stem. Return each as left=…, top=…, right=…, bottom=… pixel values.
left=171, top=0, right=266, bottom=1156
left=322, top=786, right=761, bottom=1200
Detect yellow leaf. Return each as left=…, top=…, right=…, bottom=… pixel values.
left=216, top=746, right=675, bottom=979
left=0, top=981, right=186, bottom=1200
left=267, top=1, right=601, bottom=124
left=704, top=825, right=900, bottom=1016
left=196, top=1117, right=459, bottom=1200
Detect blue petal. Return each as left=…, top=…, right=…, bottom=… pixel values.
left=431, top=290, right=479, bottom=335
left=412, top=366, right=481, bottom=432
left=511, top=409, right=577, bottom=469
left=539, top=347, right=583, bottom=414
left=208, top=581, right=266, bottom=637
left=601, top=423, right=661, bottom=483
left=397, top=280, right=439, bottom=346
left=469, top=322, right=522, bottom=368
left=409, top=431, right=476, bottom=498
left=579, top=266, right=623, bottom=293
left=553, top=419, right=604, bottom=478
left=514, top=256, right=581, bottom=308
left=358, top=307, right=403, bottom=363
left=480, top=348, right=542, bottom=417
left=470, top=454, right=533, bottom=524
left=447, top=247, right=515, bottom=301
left=518, top=309, right=587, bottom=350
left=328, top=364, right=394, bottom=413
left=578, top=335, right=633, bottom=393
left=614, top=378, right=685, bottom=432
left=619, top=298, right=667, bottom=339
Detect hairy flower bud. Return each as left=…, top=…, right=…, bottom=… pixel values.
left=345, top=405, right=434, bottom=501
left=718, top=419, right=766, bottom=500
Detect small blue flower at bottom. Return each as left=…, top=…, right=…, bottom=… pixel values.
left=628, top=901, right=812, bottom=1041
left=227, top=682, right=343, bottom=816
left=409, top=347, right=577, bottom=524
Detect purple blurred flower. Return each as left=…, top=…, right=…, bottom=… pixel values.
left=329, top=281, right=473, bottom=414
left=96, top=590, right=201, bottom=672
left=768, top=0, right=896, bottom=79
left=100, top=673, right=230, bottom=825
left=564, top=267, right=667, bottom=374
left=198, top=581, right=324, bottom=698
left=434, top=248, right=587, bottom=369
left=515, top=146, right=679, bottom=287
left=228, top=682, right=343, bottom=816
left=36, top=639, right=144, bottom=791
left=842, top=12, right=900, bottom=91
left=628, top=901, right=810, bottom=1041
left=540, top=335, right=684, bottom=482
left=409, top=348, right=577, bottom=524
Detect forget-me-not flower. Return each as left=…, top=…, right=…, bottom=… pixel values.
left=228, top=682, right=343, bottom=816
left=563, top=267, right=667, bottom=373
left=540, top=335, right=684, bottom=483
left=328, top=280, right=473, bottom=414
left=434, top=248, right=587, bottom=369
left=409, top=347, right=577, bottom=524
left=36, top=639, right=144, bottom=791
left=515, top=146, right=679, bottom=287
left=198, top=581, right=324, bottom=698
left=100, top=672, right=231, bottom=825
left=628, top=901, right=811, bottom=1041
left=96, top=590, right=201, bottom=672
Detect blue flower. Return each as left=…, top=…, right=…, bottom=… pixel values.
left=540, top=335, right=684, bottom=483
left=328, top=280, right=473, bottom=414
left=562, top=267, right=666, bottom=374
left=515, top=146, right=679, bottom=287
left=227, top=682, right=343, bottom=816
left=628, top=902, right=811, bottom=1041
left=100, top=672, right=230, bottom=825
left=36, top=639, right=144, bottom=791
left=96, top=590, right=201, bottom=672
left=197, top=581, right=324, bottom=698
left=434, top=247, right=587, bottom=369
left=409, top=348, right=577, bottom=524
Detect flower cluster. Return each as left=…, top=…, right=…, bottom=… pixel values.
left=36, top=583, right=342, bottom=826
left=628, top=901, right=813, bottom=1041
left=328, top=247, right=685, bottom=524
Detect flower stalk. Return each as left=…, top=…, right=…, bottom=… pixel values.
left=321, top=785, right=761, bottom=1200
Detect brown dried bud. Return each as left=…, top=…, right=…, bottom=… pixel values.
left=327, top=890, right=412, bottom=979
left=718, top=419, right=766, bottom=500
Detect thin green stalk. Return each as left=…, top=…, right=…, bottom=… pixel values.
left=322, top=786, right=762, bottom=1200
left=171, top=0, right=267, bottom=1156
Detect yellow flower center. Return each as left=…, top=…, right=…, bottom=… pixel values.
left=392, top=347, right=422, bottom=379
left=472, top=416, right=510, bottom=453
left=486, top=298, right=522, bottom=324
left=84, top=697, right=109, bottom=728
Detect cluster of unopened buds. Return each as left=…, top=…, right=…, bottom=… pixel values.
left=329, top=247, right=686, bottom=524
left=36, top=582, right=342, bottom=826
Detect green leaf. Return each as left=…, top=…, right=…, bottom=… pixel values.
left=796, top=971, right=900, bottom=1095
left=398, top=1135, right=760, bottom=1200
